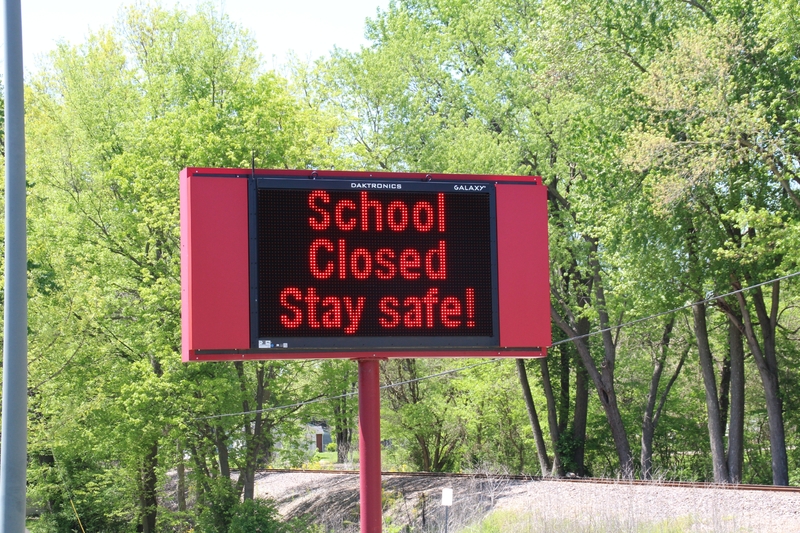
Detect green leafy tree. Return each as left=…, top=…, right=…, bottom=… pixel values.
left=25, top=4, right=340, bottom=530
left=381, top=359, right=467, bottom=472
left=624, top=3, right=800, bottom=484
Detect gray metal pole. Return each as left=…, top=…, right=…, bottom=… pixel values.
left=1, top=0, right=28, bottom=531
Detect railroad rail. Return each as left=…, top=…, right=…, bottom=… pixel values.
left=254, top=468, right=800, bottom=493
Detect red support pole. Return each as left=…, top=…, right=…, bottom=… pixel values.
left=358, top=358, right=382, bottom=533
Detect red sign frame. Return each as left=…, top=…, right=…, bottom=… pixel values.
left=180, top=168, right=550, bottom=361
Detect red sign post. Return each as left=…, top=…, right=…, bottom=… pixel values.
left=180, top=168, right=550, bottom=532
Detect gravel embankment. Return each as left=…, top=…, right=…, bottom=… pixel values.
left=497, top=480, right=800, bottom=532
left=254, top=472, right=800, bottom=532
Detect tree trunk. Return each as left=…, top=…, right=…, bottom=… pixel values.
left=641, top=320, right=671, bottom=480
left=140, top=357, right=163, bottom=531
left=571, top=321, right=590, bottom=476
left=417, top=434, right=432, bottom=471
left=551, top=304, right=634, bottom=478
left=538, top=357, right=564, bottom=476
left=718, top=348, right=731, bottom=437
left=140, top=441, right=158, bottom=533
left=214, top=427, right=231, bottom=479
left=238, top=361, right=270, bottom=500
left=550, top=234, right=634, bottom=479
left=641, top=319, right=685, bottom=480
left=692, top=302, right=730, bottom=483
left=599, top=380, right=634, bottom=478
left=233, top=360, right=253, bottom=499
left=177, top=441, right=187, bottom=512
left=590, top=249, right=635, bottom=478
left=734, top=284, right=788, bottom=485
left=572, top=362, right=589, bottom=476
left=727, top=315, right=745, bottom=483
left=336, top=425, right=352, bottom=464
left=240, top=462, right=256, bottom=501
left=641, top=422, right=656, bottom=479
left=333, top=393, right=355, bottom=463
left=516, top=359, right=552, bottom=476
left=759, top=370, right=787, bottom=486
left=558, top=343, right=570, bottom=436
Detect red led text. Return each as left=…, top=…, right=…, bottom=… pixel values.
left=275, top=189, right=482, bottom=336
left=309, top=191, right=446, bottom=232
left=378, top=288, right=476, bottom=328
left=309, top=239, right=446, bottom=280
left=279, top=287, right=476, bottom=334
left=280, top=287, right=365, bottom=334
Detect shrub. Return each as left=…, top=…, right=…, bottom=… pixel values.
left=228, top=498, right=315, bottom=533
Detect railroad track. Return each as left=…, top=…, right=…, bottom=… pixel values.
left=255, top=468, right=800, bottom=493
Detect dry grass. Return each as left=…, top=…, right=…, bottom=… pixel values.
left=461, top=508, right=744, bottom=533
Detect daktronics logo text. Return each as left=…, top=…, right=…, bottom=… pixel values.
left=351, top=182, right=402, bottom=189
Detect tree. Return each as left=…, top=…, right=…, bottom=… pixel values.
left=312, top=360, right=358, bottom=464
left=381, top=359, right=466, bottom=472
left=639, top=318, right=689, bottom=480
left=322, top=0, right=647, bottom=477
left=516, top=359, right=552, bottom=476
left=25, top=4, right=338, bottom=529
left=625, top=11, right=798, bottom=484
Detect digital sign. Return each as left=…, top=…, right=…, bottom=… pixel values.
left=180, top=168, right=550, bottom=360
left=255, top=182, right=497, bottom=348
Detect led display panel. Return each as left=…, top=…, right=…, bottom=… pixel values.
left=252, top=179, right=499, bottom=350
left=180, top=167, right=550, bottom=361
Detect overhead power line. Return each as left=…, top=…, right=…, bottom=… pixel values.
left=551, top=269, right=800, bottom=347
left=193, top=269, right=800, bottom=421
left=195, top=360, right=495, bottom=421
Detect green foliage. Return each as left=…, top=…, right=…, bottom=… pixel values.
left=457, top=361, right=540, bottom=474
left=556, top=430, right=586, bottom=477
left=381, top=359, right=469, bottom=472
left=27, top=454, right=137, bottom=533
left=196, top=478, right=239, bottom=533
left=324, top=0, right=800, bottom=484
left=24, top=2, right=341, bottom=530
left=228, top=499, right=315, bottom=533
left=198, top=493, right=316, bottom=533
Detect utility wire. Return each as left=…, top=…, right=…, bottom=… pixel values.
left=192, top=269, right=800, bottom=421
left=552, top=269, right=800, bottom=347
left=195, top=393, right=358, bottom=421
left=196, top=360, right=495, bottom=421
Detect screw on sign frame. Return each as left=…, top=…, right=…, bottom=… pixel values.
left=180, top=168, right=551, bottom=532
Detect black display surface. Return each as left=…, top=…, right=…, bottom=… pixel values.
left=252, top=178, right=498, bottom=350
